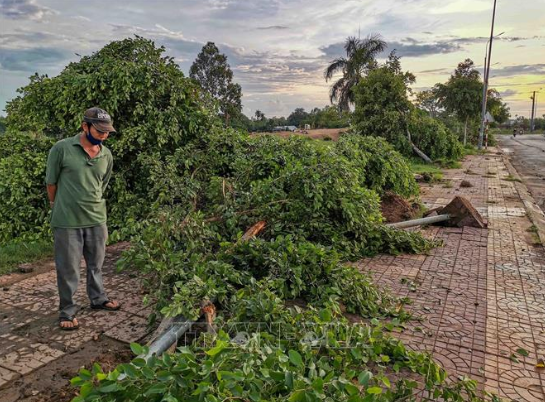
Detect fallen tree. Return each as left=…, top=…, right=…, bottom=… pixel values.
left=4, top=37, right=490, bottom=401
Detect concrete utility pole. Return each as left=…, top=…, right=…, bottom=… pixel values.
left=530, top=91, right=536, bottom=132
left=478, top=0, right=498, bottom=150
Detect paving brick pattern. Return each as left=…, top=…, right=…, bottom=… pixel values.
left=0, top=243, right=152, bottom=388
left=358, top=151, right=545, bottom=401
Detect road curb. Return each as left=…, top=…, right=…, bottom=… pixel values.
left=500, top=150, right=545, bottom=246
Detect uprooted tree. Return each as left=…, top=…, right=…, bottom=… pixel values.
left=351, top=54, right=463, bottom=162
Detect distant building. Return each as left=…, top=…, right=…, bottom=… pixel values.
left=273, top=125, right=297, bottom=132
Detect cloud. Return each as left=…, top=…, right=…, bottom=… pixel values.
left=491, top=64, right=545, bottom=78
left=388, top=39, right=460, bottom=57
left=499, top=89, right=517, bottom=98
left=430, top=0, right=491, bottom=14
left=0, top=0, right=55, bottom=20
left=257, top=25, right=289, bottom=30
left=0, top=47, right=70, bottom=72
left=417, top=68, right=450, bottom=74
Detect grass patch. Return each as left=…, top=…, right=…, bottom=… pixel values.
left=436, top=159, right=462, bottom=169
left=526, top=225, right=542, bottom=245
left=502, top=174, right=522, bottom=183
left=442, top=180, right=453, bottom=188
left=0, top=240, right=53, bottom=276
left=409, top=161, right=443, bottom=182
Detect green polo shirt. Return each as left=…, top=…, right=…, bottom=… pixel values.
left=46, top=134, right=113, bottom=228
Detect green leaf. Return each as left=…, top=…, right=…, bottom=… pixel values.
left=70, top=377, right=85, bottom=386
left=516, top=348, right=529, bottom=357
left=78, top=369, right=92, bottom=381
left=288, top=350, right=303, bottom=368
left=285, top=371, right=294, bottom=390
left=344, top=383, right=359, bottom=396
left=98, top=382, right=119, bottom=393
left=358, top=371, right=372, bottom=386
left=130, top=343, right=144, bottom=355
left=145, top=383, right=168, bottom=396
left=366, top=386, right=382, bottom=394
left=288, top=390, right=307, bottom=402
left=206, top=340, right=227, bottom=356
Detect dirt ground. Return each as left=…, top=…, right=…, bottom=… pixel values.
left=255, top=127, right=348, bottom=141
left=1, top=338, right=131, bottom=402
left=380, top=192, right=420, bottom=223
left=0, top=261, right=56, bottom=288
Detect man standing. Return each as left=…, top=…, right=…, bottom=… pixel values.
left=46, top=107, right=120, bottom=330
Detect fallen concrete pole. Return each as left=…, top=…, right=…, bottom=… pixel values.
left=387, top=214, right=451, bottom=229
left=386, top=196, right=486, bottom=229
left=143, top=315, right=195, bottom=361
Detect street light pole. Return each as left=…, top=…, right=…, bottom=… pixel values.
left=478, top=0, right=498, bottom=149
left=531, top=91, right=536, bottom=132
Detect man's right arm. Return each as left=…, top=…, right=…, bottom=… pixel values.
left=46, top=145, right=62, bottom=207
left=47, top=184, right=57, bottom=207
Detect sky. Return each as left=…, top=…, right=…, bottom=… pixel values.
left=0, top=0, right=544, bottom=118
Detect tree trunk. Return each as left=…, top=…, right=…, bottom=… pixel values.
left=463, top=116, right=468, bottom=146
left=406, top=127, right=432, bottom=163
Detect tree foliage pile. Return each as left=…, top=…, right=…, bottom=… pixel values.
left=0, top=132, right=54, bottom=242
left=4, top=37, right=213, bottom=241
left=3, top=37, right=491, bottom=401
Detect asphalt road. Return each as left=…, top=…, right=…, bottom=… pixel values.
left=497, top=134, right=545, bottom=210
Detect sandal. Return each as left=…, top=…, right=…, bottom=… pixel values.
left=90, top=300, right=121, bottom=311
left=59, top=317, right=79, bottom=331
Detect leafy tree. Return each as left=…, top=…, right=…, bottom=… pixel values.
left=254, top=109, right=265, bottom=121
left=189, top=42, right=242, bottom=126
left=352, top=67, right=412, bottom=151
left=352, top=63, right=461, bottom=161
left=287, top=107, right=308, bottom=127
left=486, top=89, right=510, bottom=124
left=415, top=90, right=440, bottom=118
left=0, top=116, right=6, bottom=134
left=324, top=34, right=387, bottom=111
left=303, top=105, right=351, bottom=129
left=434, top=59, right=482, bottom=145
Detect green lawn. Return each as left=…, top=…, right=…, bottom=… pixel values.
left=409, top=160, right=444, bottom=181
left=0, top=240, right=53, bottom=276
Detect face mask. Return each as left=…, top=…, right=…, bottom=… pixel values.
left=86, top=129, right=103, bottom=145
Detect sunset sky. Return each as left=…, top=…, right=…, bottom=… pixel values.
left=1, top=0, right=544, bottom=118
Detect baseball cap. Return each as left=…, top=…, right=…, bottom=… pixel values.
left=83, top=107, right=116, bottom=133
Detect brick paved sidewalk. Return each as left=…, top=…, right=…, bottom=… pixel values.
left=0, top=243, right=154, bottom=400
left=358, top=150, right=545, bottom=401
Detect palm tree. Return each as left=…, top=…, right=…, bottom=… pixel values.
left=324, top=34, right=387, bottom=111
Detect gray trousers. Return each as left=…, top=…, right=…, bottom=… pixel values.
left=53, top=224, right=109, bottom=319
